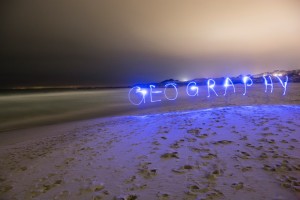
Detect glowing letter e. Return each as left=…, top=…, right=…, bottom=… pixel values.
left=150, top=85, right=162, bottom=102
left=263, top=76, right=273, bottom=93
left=207, top=79, right=218, bottom=97
left=275, top=75, right=288, bottom=95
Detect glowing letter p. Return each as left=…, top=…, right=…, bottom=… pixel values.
left=242, top=76, right=253, bottom=95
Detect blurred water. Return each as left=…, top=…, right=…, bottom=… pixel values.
left=0, top=83, right=299, bottom=132
left=0, top=89, right=131, bottom=131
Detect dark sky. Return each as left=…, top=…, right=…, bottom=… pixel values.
left=1, top=1, right=300, bottom=88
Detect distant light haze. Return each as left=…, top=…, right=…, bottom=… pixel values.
left=1, top=0, right=300, bottom=88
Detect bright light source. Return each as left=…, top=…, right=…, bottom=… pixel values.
left=136, top=88, right=147, bottom=96
left=191, top=86, right=197, bottom=90
left=141, top=90, right=147, bottom=95
left=181, top=78, right=189, bottom=82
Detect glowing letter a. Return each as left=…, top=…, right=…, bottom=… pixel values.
left=223, top=77, right=235, bottom=96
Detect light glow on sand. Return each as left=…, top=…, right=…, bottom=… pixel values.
left=223, top=77, right=236, bottom=96
left=186, top=81, right=199, bottom=96
left=242, top=76, right=253, bottom=95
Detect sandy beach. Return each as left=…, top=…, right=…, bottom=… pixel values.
left=2, top=1, right=300, bottom=199
left=0, top=104, right=300, bottom=199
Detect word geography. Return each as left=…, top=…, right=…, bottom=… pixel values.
left=128, top=75, right=288, bottom=105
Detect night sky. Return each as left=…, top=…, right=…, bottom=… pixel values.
left=1, top=1, right=300, bottom=88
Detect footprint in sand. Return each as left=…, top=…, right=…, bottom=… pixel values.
left=211, top=140, right=233, bottom=145
left=201, top=153, right=217, bottom=159
left=277, top=175, right=300, bottom=192
left=231, top=182, right=244, bottom=190
left=114, top=194, right=138, bottom=200
left=172, top=164, right=195, bottom=174
left=197, top=134, right=208, bottom=139
left=138, top=168, right=157, bottom=179
left=160, top=152, right=179, bottom=159
left=156, top=192, right=170, bottom=200
left=236, top=151, right=251, bottom=159
left=169, top=141, right=181, bottom=149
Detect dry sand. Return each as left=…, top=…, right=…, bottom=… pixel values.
left=0, top=105, right=299, bottom=200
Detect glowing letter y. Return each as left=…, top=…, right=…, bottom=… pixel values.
left=275, top=75, right=288, bottom=95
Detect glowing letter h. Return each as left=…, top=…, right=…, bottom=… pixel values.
left=263, top=76, right=273, bottom=93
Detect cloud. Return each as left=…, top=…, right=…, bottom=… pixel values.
left=1, top=0, right=300, bottom=87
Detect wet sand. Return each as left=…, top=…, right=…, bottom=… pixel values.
left=0, top=105, right=299, bottom=199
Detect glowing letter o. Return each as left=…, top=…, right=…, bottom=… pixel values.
left=164, top=83, right=178, bottom=100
